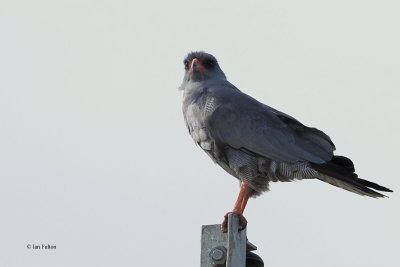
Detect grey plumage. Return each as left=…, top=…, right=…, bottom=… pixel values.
left=181, top=51, right=392, bottom=198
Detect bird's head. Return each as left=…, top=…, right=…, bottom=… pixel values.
left=180, top=51, right=226, bottom=88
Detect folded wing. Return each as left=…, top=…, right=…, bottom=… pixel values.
left=207, top=91, right=335, bottom=164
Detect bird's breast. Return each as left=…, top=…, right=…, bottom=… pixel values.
left=184, top=90, right=220, bottom=151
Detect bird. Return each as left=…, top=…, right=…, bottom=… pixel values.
left=180, top=51, right=392, bottom=233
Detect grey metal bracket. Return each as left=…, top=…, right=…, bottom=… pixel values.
left=200, top=214, right=263, bottom=267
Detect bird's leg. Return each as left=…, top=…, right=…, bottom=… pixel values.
left=240, top=185, right=253, bottom=213
left=221, top=182, right=253, bottom=233
left=232, top=182, right=248, bottom=213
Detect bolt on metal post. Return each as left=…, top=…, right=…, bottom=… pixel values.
left=209, top=246, right=227, bottom=265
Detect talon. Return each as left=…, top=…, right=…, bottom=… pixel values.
left=221, top=212, right=229, bottom=233
left=238, top=215, right=247, bottom=231
left=221, top=212, right=247, bottom=233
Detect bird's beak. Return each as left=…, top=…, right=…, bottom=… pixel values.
left=190, top=58, right=205, bottom=73
left=191, top=59, right=198, bottom=72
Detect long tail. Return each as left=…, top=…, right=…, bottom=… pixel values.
left=310, top=156, right=393, bottom=198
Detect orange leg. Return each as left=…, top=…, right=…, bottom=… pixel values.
left=241, top=185, right=253, bottom=213
left=221, top=182, right=254, bottom=233
left=232, top=182, right=248, bottom=213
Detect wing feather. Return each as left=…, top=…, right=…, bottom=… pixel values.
left=207, top=86, right=335, bottom=164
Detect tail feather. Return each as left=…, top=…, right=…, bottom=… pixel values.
left=310, top=155, right=393, bottom=198
left=356, top=178, right=393, bottom=192
left=316, top=173, right=387, bottom=198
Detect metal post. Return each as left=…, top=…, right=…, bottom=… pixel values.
left=226, top=214, right=246, bottom=266
left=200, top=214, right=263, bottom=267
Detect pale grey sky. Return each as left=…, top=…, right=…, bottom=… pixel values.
left=0, top=1, right=399, bottom=266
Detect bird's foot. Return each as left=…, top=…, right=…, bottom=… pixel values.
left=221, top=212, right=247, bottom=233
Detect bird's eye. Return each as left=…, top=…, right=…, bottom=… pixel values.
left=184, top=60, right=189, bottom=69
left=204, top=59, right=215, bottom=68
